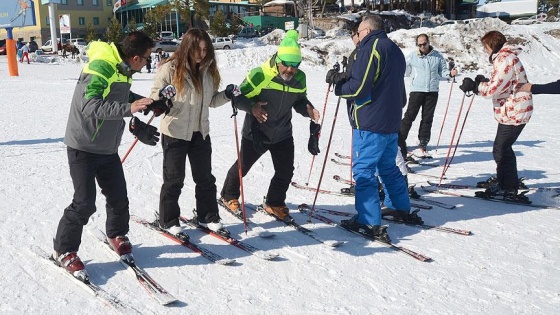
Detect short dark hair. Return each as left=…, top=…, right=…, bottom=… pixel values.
left=480, top=31, right=506, bottom=52
left=416, top=34, right=429, bottom=43
left=120, top=31, right=154, bottom=59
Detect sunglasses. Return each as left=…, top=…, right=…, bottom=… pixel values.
left=279, top=59, right=301, bottom=68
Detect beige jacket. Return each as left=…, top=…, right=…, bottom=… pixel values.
left=150, top=61, right=229, bottom=141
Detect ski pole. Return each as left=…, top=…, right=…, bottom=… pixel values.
left=443, top=95, right=476, bottom=175
left=121, top=112, right=156, bottom=164
left=305, top=83, right=331, bottom=186
left=435, top=80, right=454, bottom=153
left=438, top=92, right=466, bottom=185
left=308, top=96, right=342, bottom=223
left=230, top=102, right=248, bottom=234
left=121, top=85, right=176, bottom=164
left=305, top=62, right=340, bottom=186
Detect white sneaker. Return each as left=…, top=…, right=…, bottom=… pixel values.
left=166, top=225, right=183, bottom=235
left=199, top=221, right=223, bottom=233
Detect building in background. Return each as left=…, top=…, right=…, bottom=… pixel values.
left=0, top=0, right=115, bottom=46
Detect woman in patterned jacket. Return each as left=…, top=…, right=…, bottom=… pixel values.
left=461, top=31, right=533, bottom=199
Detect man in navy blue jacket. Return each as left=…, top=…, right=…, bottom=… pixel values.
left=331, top=15, right=422, bottom=242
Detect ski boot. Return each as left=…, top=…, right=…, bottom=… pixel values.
left=53, top=252, right=89, bottom=282
left=341, top=215, right=391, bottom=243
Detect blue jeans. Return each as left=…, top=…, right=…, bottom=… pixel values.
left=352, top=130, right=410, bottom=225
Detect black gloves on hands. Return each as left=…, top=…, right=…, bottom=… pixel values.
left=475, top=74, right=489, bottom=84
left=459, top=78, right=479, bottom=95
left=326, top=69, right=342, bottom=84
left=308, top=121, right=321, bottom=155
left=129, top=117, right=160, bottom=146
left=225, top=84, right=241, bottom=100
left=460, top=75, right=489, bottom=95
left=144, top=99, right=172, bottom=117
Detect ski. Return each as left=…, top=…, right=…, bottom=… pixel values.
left=300, top=204, right=471, bottom=236
left=88, top=229, right=178, bottom=305
left=178, top=215, right=279, bottom=260
left=297, top=205, right=432, bottom=262
left=131, top=215, right=236, bottom=265
left=406, top=168, right=444, bottom=179
left=217, top=198, right=275, bottom=238
left=291, top=181, right=353, bottom=197
left=334, top=152, right=351, bottom=159
left=410, top=195, right=456, bottom=209
left=426, top=180, right=560, bottom=193
left=30, top=246, right=137, bottom=314
left=333, top=175, right=352, bottom=185
left=331, top=158, right=351, bottom=166
left=420, top=186, right=559, bottom=210
left=246, top=203, right=342, bottom=247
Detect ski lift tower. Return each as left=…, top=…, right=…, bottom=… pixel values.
left=0, top=0, right=37, bottom=76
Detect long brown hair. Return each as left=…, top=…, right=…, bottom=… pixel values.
left=165, top=29, right=221, bottom=95
left=481, top=31, right=507, bottom=57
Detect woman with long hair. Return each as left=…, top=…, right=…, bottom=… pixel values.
left=150, top=29, right=237, bottom=238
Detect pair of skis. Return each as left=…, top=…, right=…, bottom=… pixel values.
left=292, top=180, right=456, bottom=210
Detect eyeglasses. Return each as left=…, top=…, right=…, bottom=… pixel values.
left=279, top=59, right=301, bottom=68
left=357, top=28, right=369, bottom=35
left=417, top=42, right=429, bottom=47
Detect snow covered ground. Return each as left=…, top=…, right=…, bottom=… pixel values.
left=1, top=20, right=559, bottom=314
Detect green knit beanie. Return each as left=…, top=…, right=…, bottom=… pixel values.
left=276, top=30, right=301, bottom=64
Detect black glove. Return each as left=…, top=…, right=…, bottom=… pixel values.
left=129, top=117, right=160, bottom=146
left=475, top=74, right=489, bottom=84
left=144, top=99, right=172, bottom=117
left=308, top=121, right=321, bottom=155
left=459, top=78, right=477, bottom=94
left=326, top=69, right=342, bottom=84
left=225, top=84, right=241, bottom=100
left=250, top=117, right=269, bottom=154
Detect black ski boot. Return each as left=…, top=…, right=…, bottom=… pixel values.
left=341, top=215, right=391, bottom=243
left=382, top=209, right=424, bottom=225
left=476, top=176, right=498, bottom=188
left=341, top=185, right=355, bottom=195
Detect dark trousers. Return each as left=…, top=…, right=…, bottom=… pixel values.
left=399, top=92, right=439, bottom=155
left=221, top=137, right=295, bottom=207
left=493, top=123, right=526, bottom=190
left=54, top=148, right=129, bottom=253
left=159, top=132, right=219, bottom=228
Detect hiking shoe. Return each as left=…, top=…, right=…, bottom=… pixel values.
left=53, top=252, right=88, bottom=280
left=220, top=197, right=240, bottom=214
left=476, top=176, right=498, bottom=188
left=107, top=235, right=132, bottom=256
left=264, top=204, right=291, bottom=222
left=162, top=224, right=190, bottom=241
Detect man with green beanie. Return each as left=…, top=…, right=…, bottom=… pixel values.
left=220, top=30, right=320, bottom=222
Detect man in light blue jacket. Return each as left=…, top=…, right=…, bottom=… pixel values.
left=398, top=34, right=457, bottom=159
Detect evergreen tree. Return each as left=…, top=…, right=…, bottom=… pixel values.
left=106, top=17, right=123, bottom=44
left=84, top=23, right=97, bottom=43
left=210, top=10, right=229, bottom=37
left=193, top=0, right=211, bottom=26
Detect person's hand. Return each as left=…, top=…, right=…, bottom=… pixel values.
left=306, top=104, right=320, bottom=122
left=130, top=98, right=153, bottom=114
left=459, top=78, right=477, bottom=94
left=251, top=101, right=268, bottom=123
left=475, top=74, right=489, bottom=84
left=516, top=83, right=532, bottom=93
left=308, top=121, right=321, bottom=155
left=129, top=117, right=160, bottom=146
left=450, top=68, right=458, bottom=77
left=225, top=84, right=241, bottom=100
left=325, top=69, right=341, bottom=84
left=144, top=99, right=172, bottom=117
